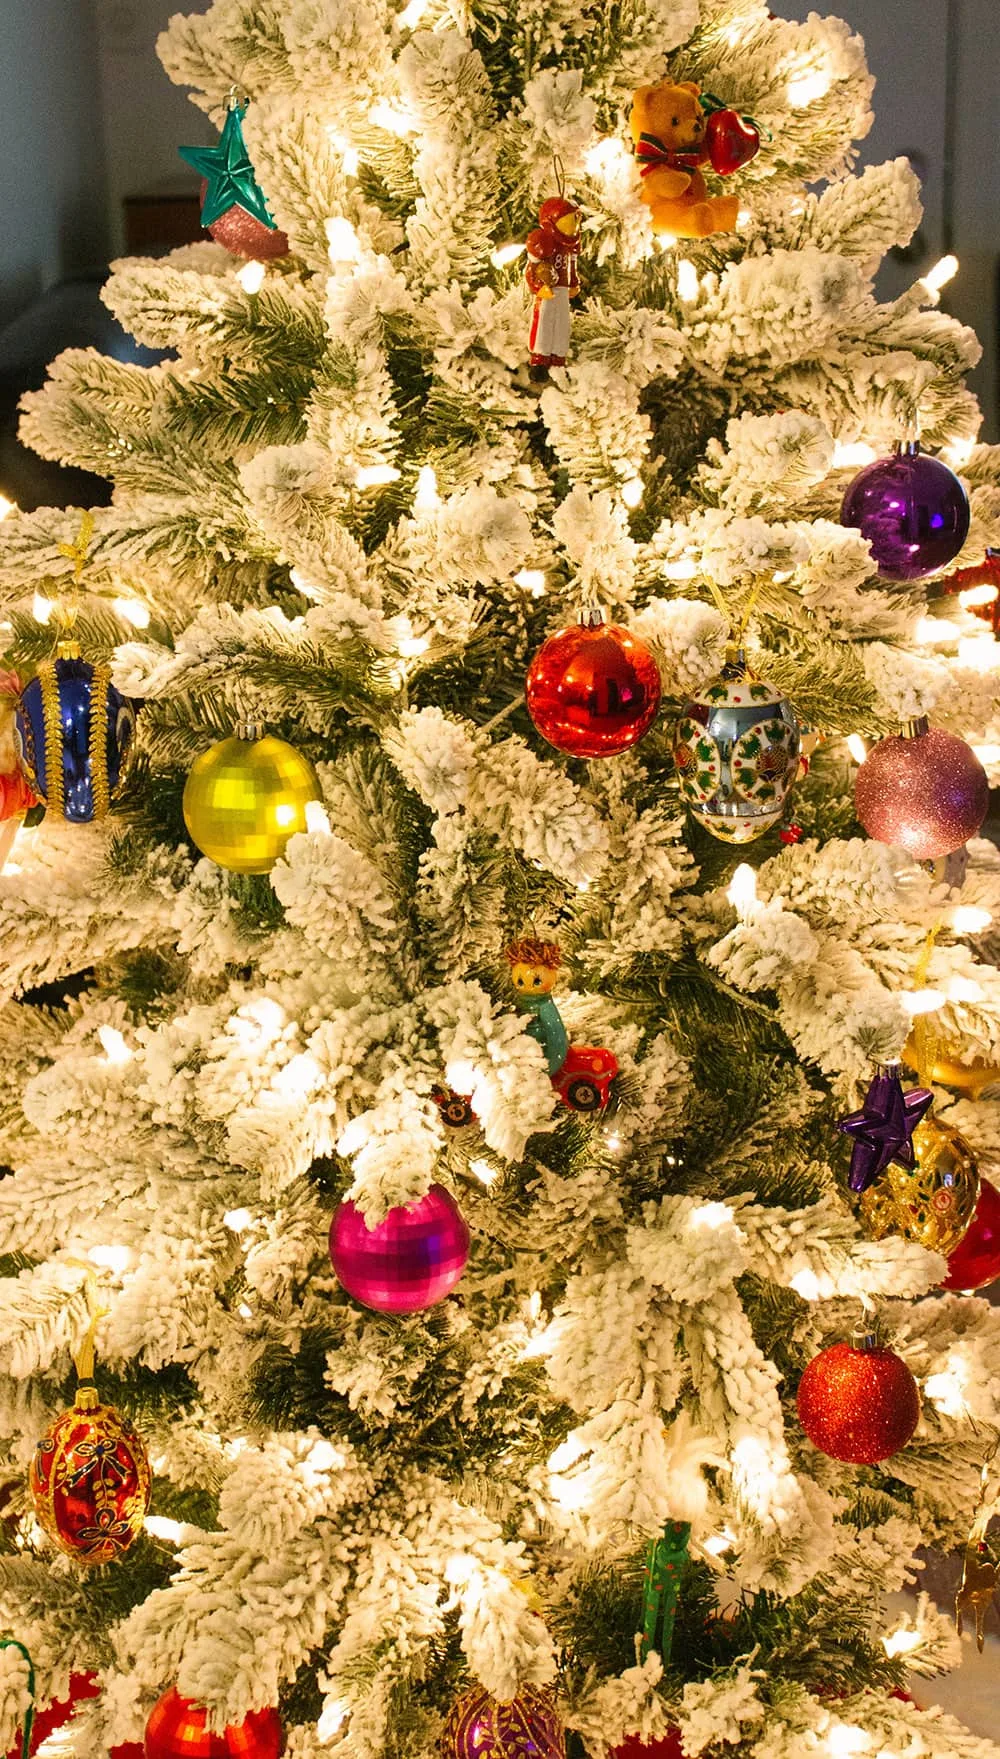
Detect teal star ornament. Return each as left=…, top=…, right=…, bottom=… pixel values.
left=179, top=104, right=277, bottom=231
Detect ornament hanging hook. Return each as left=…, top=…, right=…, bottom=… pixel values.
left=63, top=1260, right=110, bottom=1386
left=552, top=153, right=566, bottom=197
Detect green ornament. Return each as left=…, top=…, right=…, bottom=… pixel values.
left=180, top=104, right=277, bottom=231
left=639, top=1519, right=690, bottom=1665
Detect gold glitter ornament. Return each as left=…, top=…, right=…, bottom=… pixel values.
left=859, top=1114, right=980, bottom=1256
left=183, top=727, right=320, bottom=874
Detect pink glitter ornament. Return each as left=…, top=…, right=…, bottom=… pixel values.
left=440, top=1686, right=566, bottom=1759
left=855, top=719, right=988, bottom=860
left=330, top=1184, right=469, bottom=1314
left=200, top=180, right=290, bottom=259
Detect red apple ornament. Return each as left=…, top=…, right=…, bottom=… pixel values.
left=706, top=108, right=760, bottom=173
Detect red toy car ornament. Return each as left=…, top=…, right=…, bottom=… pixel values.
left=552, top=1044, right=619, bottom=1113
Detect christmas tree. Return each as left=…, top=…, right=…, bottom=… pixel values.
left=2, top=0, right=1000, bottom=1753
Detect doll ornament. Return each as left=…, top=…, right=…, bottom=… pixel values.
left=505, top=937, right=618, bottom=1112
left=525, top=197, right=581, bottom=379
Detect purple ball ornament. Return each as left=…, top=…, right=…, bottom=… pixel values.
left=440, top=1685, right=567, bottom=1759
left=330, top=1184, right=470, bottom=1314
left=855, top=717, right=988, bottom=860
left=841, top=441, right=970, bottom=581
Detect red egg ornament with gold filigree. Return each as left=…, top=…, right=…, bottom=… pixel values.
left=144, top=1689, right=283, bottom=1759
left=29, top=1386, right=151, bottom=1564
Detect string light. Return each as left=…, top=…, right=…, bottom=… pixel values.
left=289, top=566, right=323, bottom=601
left=236, top=260, right=266, bottom=294
left=787, top=68, right=832, bottom=108
left=689, top=1201, right=731, bottom=1231
left=973, top=743, right=1000, bottom=766
left=146, top=1515, right=185, bottom=1543
left=914, top=615, right=960, bottom=645
left=947, top=974, right=985, bottom=1003
left=944, top=436, right=975, bottom=469
left=490, top=240, right=525, bottom=269
left=113, top=598, right=151, bottom=630
left=585, top=137, right=629, bottom=180
left=0, top=495, right=14, bottom=521
left=470, top=1158, right=497, bottom=1187
left=98, top=1026, right=132, bottom=1065
left=959, top=583, right=998, bottom=610
left=355, top=463, right=401, bottom=489
left=924, top=1352, right=969, bottom=1417
left=621, top=476, right=644, bottom=509
left=305, top=799, right=332, bottom=835
left=514, top=568, right=547, bottom=597
left=901, top=988, right=947, bottom=1018
left=845, top=733, right=867, bottom=764
left=32, top=592, right=54, bottom=625
left=88, top=1244, right=133, bottom=1275
left=951, top=905, right=992, bottom=934
left=676, top=259, right=699, bottom=302
left=826, top=1726, right=870, bottom=1758
left=238, top=1301, right=254, bottom=1320
left=702, top=1525, right=737, bottom=1557
left=727, top=863, right=758, bottom=918
left=326, top=131, right=360, bottom=176
left=789, top=1267, right=824, bottom=1302
left=414, top=465, right=440, bottom=512
left=396, top=0, right=429, bottom=25
left=958, top=633, right=1000, bottom=671
left=223, top=1208, right=254, bottom=1233
left=920, top=254, right=959, bottom=299
left=318, top=1700, right=350, bottom=1740
left=882, top=1623, right=923, bottom=1660
left=832, top=441, right=877, bottom=469
left=369, top=99, right=417, bottom=137
left=326, top=216, right=362, bottom=264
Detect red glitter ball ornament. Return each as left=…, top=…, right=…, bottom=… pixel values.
left=29, top=1387, right=151, bottom=1564
left=440, top=1684, right=566, bottom=1758
left=942, top=1175, right=1000, bottom=1291
left=797, top=1339, right=920, bottom=1464
left=199, top=180, right=289, bottom=260
left=612, top=1730, right=685, bottom=1759
left=144, top=1689, right=283, bottom=1759
left=330, top=1184, right=469, bottom=1313
left=526, top=617, right=662, bottom=758
left=855, top=721, right=988, bottom=860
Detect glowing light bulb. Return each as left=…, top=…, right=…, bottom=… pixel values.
left=787, top=68, right=832, bottom=108
left=727, top=863, right=758, bottom=917
left=958, top=633, right=1000, bottom=671
left=655, top=233, right=678, bottom=252
left=355, top=463, right=401, bottom=489
left=396, top=0, right=429, bottom=25
left=224, top=1208, right=253, bottom=1233
left=32, top=592, right=54, bottom=625
left=676, top=259, right=699, bottom=302
left=327, top=131, right=360, bottom=176
left=703, top=1525, right=737, bottom=1557
left=585, top=137, right=629, bottom=179
left=146, top=1515, right=185, bottom=1543
left=514, top=568, right=547, bottom=597
left=369, top=99, right=417, bottom=136
left=826, top=1725, right=870, bottom=1758
left=832, top=441, right=877, bottom=469
left=0, top=495, right=14, bottom=521
left=901, top=988, right=947, bottom=1018
left=98, top=1026, right=132, bottom=1065
left=845, top=733, right=867, bottom=765
left=305, top=799, right=331, bottom=835
left=490, top=240, right=525, bottom=269
left=790, top=1268, right=823, bottom=1302
left=113, top=598, right=151, bottom=629
left=398, top=631, right=430, bottom=658
left=689, top=1201, right=731, bottom=1231
left=951, top=905, right=992, bottom=935
left=88, top=1244, right=133, bottom=1275
left=326, top=216, right=362, bottom=264
left=921, top=254, right=959, bottom=297
left=236, top=260, right=266, bottom=294
left=944, top=437, right=975, bottom=469
left=959, top=583, right=998, bottom=609
left=947, top=974, right=985, bottom=1003
left=915, top=615, right=960, bottom=644
left=318, top=1700, right=350, bottom=1740
left=662, top=556, right=697, bottom=580
left=238, top=1301, right=254, bottom=1320
left=470, top=1158, right=497, bottom=1187
left=414, top=465, right=440, bottom=512
left=883, top=1624, right=923, bottom=1659
left=621, top=476, right=644, bottom=509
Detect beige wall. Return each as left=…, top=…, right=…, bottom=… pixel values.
left=0, top=0, right=110, bottom=327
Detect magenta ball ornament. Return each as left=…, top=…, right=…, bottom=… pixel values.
left=841, top=443, right=970, bottom=581
left=330, top=1184, right=470, bottom=1313
left=855, top=721, right=988, bottom=859
left=440, top=1686, right=566, bottom=1758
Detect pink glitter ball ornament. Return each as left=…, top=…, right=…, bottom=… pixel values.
left=440, top=1686, right=566, bottom=1759
left=329, top=1184, right=469, bottom=1314
left=199, top=179, right=290, bottom=260
left=855, top=719, right=988, bottom=860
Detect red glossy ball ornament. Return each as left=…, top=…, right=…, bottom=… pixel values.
left=30, top=1387, right=151, bottom=1565
left=612, top=1730, right=685, bottom=1759
left=797, top=1339, right=920, bottom=1464
left=440, top=1685, right=566, bottom=1758
left=942, top=1176, right=1000, bottom=1291
left=526, top=614, right=661, bottom=758
left=144, top=1689, right=283, bottom=1759
left=330, top=1184, right=470, bottom=1313
left=855, top=719, right=988, bottom=860
left=199, top=180, right=289, bottom=260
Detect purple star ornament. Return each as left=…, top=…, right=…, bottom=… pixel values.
left=838, top=1064, right=933, bottom=1193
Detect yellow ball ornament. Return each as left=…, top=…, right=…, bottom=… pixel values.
left=859, top=1114, right=980, bottom=1256
left=183, top=729, right=320, bottom=874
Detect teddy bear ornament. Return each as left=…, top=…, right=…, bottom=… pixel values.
left=630, top=80, right=761, bottom=238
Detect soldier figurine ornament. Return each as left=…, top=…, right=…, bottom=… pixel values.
left=525, top=188, right=581, bottom=381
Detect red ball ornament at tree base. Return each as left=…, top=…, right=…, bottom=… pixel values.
left=942, top=1176, right=1000, bottom=1291
left=29, top=1386, right=151, bottom=1564
left=797, top=1338, right=920, bottom=1465
left=855, top=719, right=988, bottom=860
left=612, top=1729, right=685, bottom=1759
left=330, top=1183, right=470, bottom=1313
left=144, top=1689, right=283, bottom=1759
left=526, top=613, right=662, bottom=759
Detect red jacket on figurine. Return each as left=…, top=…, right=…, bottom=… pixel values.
left=525, top=196, right=581, bottom=374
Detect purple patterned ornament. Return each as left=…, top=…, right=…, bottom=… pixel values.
left=841, top=442, right=970, bottom=581
left=837, top=1064, right=933, bottom=1194
left=440, top=1686, right=567, bottom=1759
left=330, top=1184, right=469, bottom=1314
